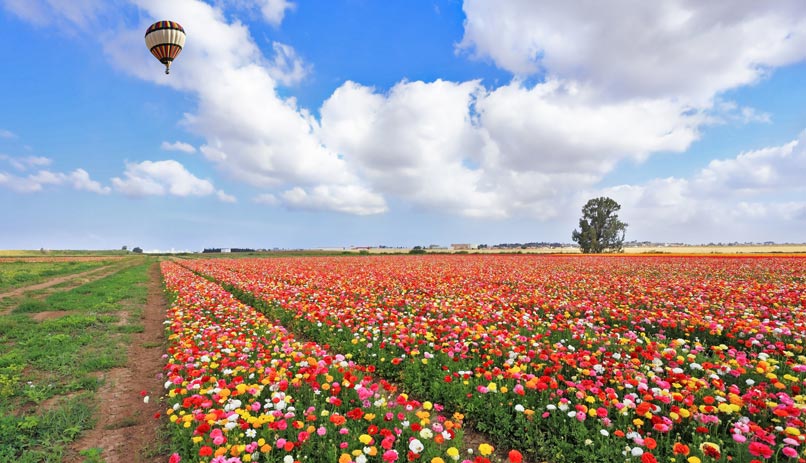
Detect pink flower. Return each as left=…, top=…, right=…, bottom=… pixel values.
left=169, top=453, right=181, bottom=463
left=317, top=426, right=327, bottom=436
left=732, top=434, right=747, bottom=443
left=382, top=450, right=399, bottom=462
left=782, top=447, right=799, bottom=458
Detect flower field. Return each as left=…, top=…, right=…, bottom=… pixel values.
left=161, top=262, right=478, bottom=463
left=166, top=255, right=806, bottom=463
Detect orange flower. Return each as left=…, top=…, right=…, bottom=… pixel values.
left=673, top=442, right=690, bottom=455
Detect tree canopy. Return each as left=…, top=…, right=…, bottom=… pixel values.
left=572, top=197, right=628, bottom=253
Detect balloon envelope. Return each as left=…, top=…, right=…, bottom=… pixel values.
left=145, top=20, right=186, bottom=74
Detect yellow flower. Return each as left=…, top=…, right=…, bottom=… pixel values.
left=478, top=443, right=494, bottom=456
left=446, top=447, right=460, bottom=459
left=687, top=457, right=701, bottom=463
left=359, top=434, right=373, bottom=445
left=431, top=459, right=446, bottom=463
left=423, top=401, right=433, bottom=410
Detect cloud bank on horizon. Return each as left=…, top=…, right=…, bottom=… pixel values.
left=1, top=0, right=805, bottom=246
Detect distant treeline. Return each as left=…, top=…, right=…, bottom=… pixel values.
left=484, top=242, right=570, bottom=249
left=201, top=248, right=257, bottom=253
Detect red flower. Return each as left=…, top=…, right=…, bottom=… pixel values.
left=641, top=453, right=658, bottom=463
left=748, top=442, right=773, bottom=459
left=508, top=450, right=523, bottom=463
left=199, top=446, right=213, bottom=457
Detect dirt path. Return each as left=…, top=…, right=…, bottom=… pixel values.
left=69, top=262, right=168, bottom=463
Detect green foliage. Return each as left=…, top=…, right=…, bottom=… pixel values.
left=0, top=261, right=109, bottom=292
left=11, top=298, right=49, bottom=314
left=571, top=196, right=628, bottom=253
left=0, top=262, right=152, bottom=460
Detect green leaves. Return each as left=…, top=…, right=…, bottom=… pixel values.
left=572, top=197, right=628, bottom=253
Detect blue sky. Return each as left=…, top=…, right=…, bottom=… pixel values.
left=1, top=0, right=805, bottom=251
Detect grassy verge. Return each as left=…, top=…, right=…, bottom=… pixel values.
left=0, top=261, right=151, bottom=462
left=0, top=260, right=113, bottom=293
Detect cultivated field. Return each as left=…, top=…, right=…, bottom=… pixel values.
left=163, top=255, right=806, bottom=463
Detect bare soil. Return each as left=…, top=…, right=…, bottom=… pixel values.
left=30, top=310, right=72, bottom=322
left=67, top=263, right=168, bottom=463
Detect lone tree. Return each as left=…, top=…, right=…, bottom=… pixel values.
left=572, top=197, right=628, bottom=253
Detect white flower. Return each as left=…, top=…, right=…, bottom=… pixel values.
left=246, top=429, right=257, bottom=438
left=514, top=404, right=525, bottom=412
left=356, top=455, right=367, bottom=463
left=631, top=447, right=644, bottom=457
left=600, top=429, right=609, bottom=437
left=409, top=439, right=424, bottom=454
left=143, top=396, right=150, bottom=404
left=283, top=456, right=294, bottom=463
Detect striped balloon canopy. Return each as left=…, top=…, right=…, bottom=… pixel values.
left=145, top=20, right=186, bottom=75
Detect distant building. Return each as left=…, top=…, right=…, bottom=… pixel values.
left=450, top=243, right=477, bottom=250
left=221, top=248, right=231, bottom=253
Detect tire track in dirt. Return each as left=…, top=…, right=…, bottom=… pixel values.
left=67, top=262, right=168, bottom=463
left=0, top=259, right=143, bottom=316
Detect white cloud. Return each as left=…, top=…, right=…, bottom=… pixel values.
left=0, top=168, right=109, bottom=194
left=267, top=41, right=310, bottom=86
left=281, top=185, right=387, bottom=215
left=2, top=0, right=111, bottom=28
left=216, top=190, right=237, bottom=203
left=0, top=154, right=52, bottom=171
left=696, top=134, right=806, bottom=194
left=69, top=168, right=111, bottom=194
left=0, top=129, right=16, bottom=139
left=111, top=160, right=216, bottom=197
left=459, top=0, right=806, bottom=103
left=161, top=141, right=197, bottom=153
left=253, top=193, right=279, bottom=205
left=256, top=0, right=294, bottom=26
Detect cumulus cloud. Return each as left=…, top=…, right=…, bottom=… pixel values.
left=459, top=0, right=806, bottom=102
left=111, top=160, right=216, bottom=197
left=696, top=134, right=806, bottom=194
left=591, top=133, right=806, bottom=242
left=161, top=141, right=197, bottom=153
left=102, top=0, right=379, bottom=215
left=20, top=0, right=805, bottom=227
left=0, top=129, right=16, bottom=139
left=0, top=168, right=110, bottom=194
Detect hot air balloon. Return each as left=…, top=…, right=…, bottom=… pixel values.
left=144, top=20, right=186, bottom=74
